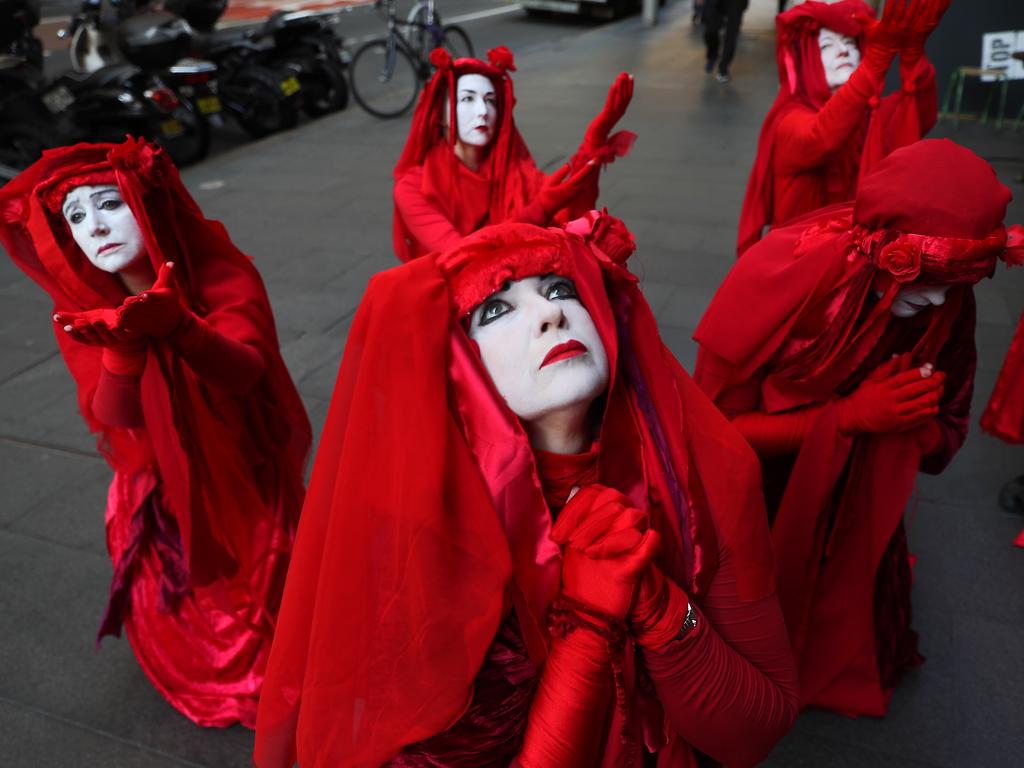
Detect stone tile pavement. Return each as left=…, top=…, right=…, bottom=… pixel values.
left=1, top=1, right=1021, bottom=765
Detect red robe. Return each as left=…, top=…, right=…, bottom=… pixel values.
left=0, top=140, right=312, bottom=727
left=697, top=139, right=1014, bottom=715
left=255, top=218, right=791, bottom=766
left=736, top=0, right=937, bottom=256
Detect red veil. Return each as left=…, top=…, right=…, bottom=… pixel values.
left=696, top=139, right=1014, bottom=714
left=736, top=0, right=932, bottom=256
left=0, top=140, right=311, bottom=724
left=255, top=215, right=775, bottom=766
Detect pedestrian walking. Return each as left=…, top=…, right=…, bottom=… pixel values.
left=703, top=0, right=749, bottom=82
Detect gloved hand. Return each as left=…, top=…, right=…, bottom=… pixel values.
left=582, top=72, right=634, bottom=154
left=902, top=0, right=950, bottom=63
left=629, top=564, right=695, bottom=649
left=857, top=0, right=917, bottom=76
left=551, top=484, right=661, bottom=620
left=116, top=262, right=187, bottom=339
left=838, top=354, right=945, bottom=436
left=54, top=308, right=137, bottom=347
left=536, top=161, right=601, bottom=219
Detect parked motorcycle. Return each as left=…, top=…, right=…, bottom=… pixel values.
left=0, top=0, right=202, bottom=181
left=166, top=0, right=348, bottom=119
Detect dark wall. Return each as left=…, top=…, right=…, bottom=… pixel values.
left=919, top=0, right=1024, bottom=115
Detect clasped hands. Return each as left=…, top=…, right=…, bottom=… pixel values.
left=550, top=484, right=668, bottom=640
left=54, top=262, right=185, bottom=349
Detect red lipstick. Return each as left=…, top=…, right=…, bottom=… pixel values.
left=98, top=243, right=122, bottom=254
left=541, top=339, right=587, bottom=368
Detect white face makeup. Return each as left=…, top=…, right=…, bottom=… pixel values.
left=818, top=28, right=861, bottom=90
left=62, top=184, right=146, bottom=273
left=468, top=275, right=609, bottom=423
left=891, top=284, right=951, bottom=318
left=454, top=73, right=497, bottom=148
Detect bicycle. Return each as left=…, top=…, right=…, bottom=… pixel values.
left=405, top=0, right=472, bottom=61
left=349, top=0, right=474, bottom=119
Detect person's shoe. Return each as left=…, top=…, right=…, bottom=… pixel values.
left=998, top=474, right=1024, bottom=514
left=704, top=59, right=715, bottom=74
left=715, top=68, right=730, bottom=83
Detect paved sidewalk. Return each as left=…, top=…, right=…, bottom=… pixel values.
left=1, top=1, right=1022, bottom=765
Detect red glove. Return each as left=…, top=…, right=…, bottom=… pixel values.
left=550, top=484, right=661, bottom=620
left=857, top=0, right=916, bottom=77
left=54, top=308, right=146, bottom=374
left=629, top=565, right=692, bottom=649
left=536, top=162, right=601, bottom=219
left=838, top=354, right=945, bottom=436
left=116, top=262, right=187, bottom=339
left=582, top=72, right=634, bottom=154
left=900, top=0, right=950, bottom=77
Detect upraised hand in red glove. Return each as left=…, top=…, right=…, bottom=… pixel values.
left=629, top=565, right=693, bottom=650
left=857, top=0, right=918, bottom=78
left=550, top=484, right=660, bottom=620
left=838, top=353, right=945, bottom=436
left=535, top=161, right=601, bottom=220
left=582, top=72, right=634, bottom=155
left=905, top=0, right=950, bottom=64
left=116, top=261, right=186, bottom=339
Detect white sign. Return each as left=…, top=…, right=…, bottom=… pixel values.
left=981, top=30, right=1024, bottom=81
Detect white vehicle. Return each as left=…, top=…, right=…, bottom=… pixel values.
left=520, top=0, right=646, bottom=19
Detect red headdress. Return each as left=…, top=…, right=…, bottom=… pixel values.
left=0, top=139, right=312, bottom=587
left=392, top=46, right=551, bottom=261
left=255, top=213, right=775, bottom=766
left=699, top=138, right=1014, bottom=411
left=736, top=0, right=926, bottom=256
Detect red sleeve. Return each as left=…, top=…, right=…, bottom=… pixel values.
left=92, top=368, right=145, bottom=428
left=911, top=58, right=938, bottom=136
left=168, top=311, right=266, bottom=395
left=774, top=64, right=885, bottom=173
left=730, top=405, right=825, bottom=458
left=393, top=167, right=465, bottom=255
left=640, top=544, right=799, bottom=768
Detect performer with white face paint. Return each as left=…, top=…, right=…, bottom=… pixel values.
left=392, top=46, right=635, bottom=262
left=255, top=214, right=798, bottom=767
left=697, top=140, right=1019, bottom=717
left=0, top=139, right=311, bottom=729
left=737, top=0, right=950, bottom=256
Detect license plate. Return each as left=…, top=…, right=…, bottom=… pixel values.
left=279, top=76, right=301, bottom=97
left=196, top=95, right=222, bottom=115
left=160, top=118, right=184, bottom=138
left=41, top=85, right=74, bottom=114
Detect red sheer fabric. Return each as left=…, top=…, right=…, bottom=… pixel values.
left=255, top=217, right=785, bottom=766
left=392, top=48, right=631, bottom=262
left=695, top=140, right=1013, bottom=716
left=736, top=0, right=937, bottom=256
left=0, top=140, right=311, bottom=728
left=982, top=311, right=1024, bottom=445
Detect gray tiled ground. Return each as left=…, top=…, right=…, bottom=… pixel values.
left=1, top=1, right=1021, bottom=765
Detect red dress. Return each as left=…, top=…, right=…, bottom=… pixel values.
left=697, top=140, right=1014, bottom=716
left=737, top=0, right=937, bottom=256
left=255, top=215, right=794, bottom=766
left=0, top=140, right=312, bottom=727
left=392, top=47, right=632, bottom=262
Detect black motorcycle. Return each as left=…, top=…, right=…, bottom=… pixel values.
left=166, top=0, right=348, bottom=120
left=0, top=0, right=203, bottom=181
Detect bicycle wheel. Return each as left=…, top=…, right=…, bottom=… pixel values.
left=441, top=25, right=474, bottom=60
left=350, top=38, right=421, bottom=119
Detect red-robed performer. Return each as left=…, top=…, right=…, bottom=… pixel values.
left=695, top=139, right=1020, bottom=717
left=980, top=227, right=1024, bottom=546
left=255, top=213, right=797, bottom=767
left=0, top=139, right=312, bottom=728
left=392, top=45, right=635, bottom=262
left=736, top=0, right=949, bottom=256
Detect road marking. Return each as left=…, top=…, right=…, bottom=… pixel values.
left=447, top=4, right=523, bottom=24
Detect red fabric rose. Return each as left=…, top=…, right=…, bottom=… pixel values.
left=487, top=45, right=516, bottom=72
left=875, top=237, right=921, bottom=282
left=430, top=47, right=452, bottom=70
left=591, top=210, right=636, bottom=265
